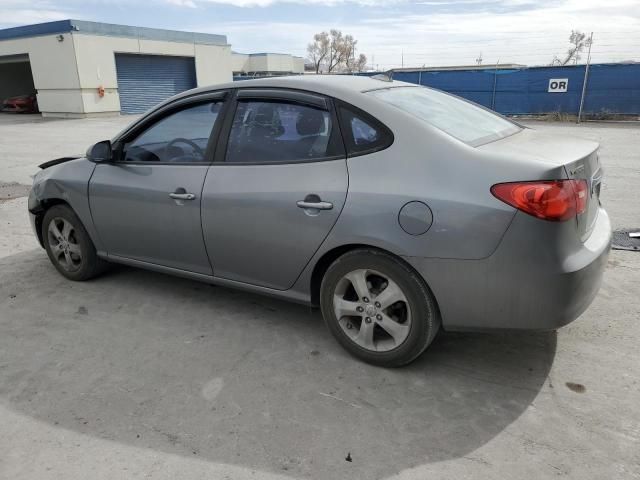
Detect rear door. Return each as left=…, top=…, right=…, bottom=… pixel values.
left=201, top=89, right=348, bottom=290
left=89, top=93, right=227, bottom=274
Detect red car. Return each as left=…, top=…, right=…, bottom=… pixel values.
left=1, top=94, right=38, bottom=113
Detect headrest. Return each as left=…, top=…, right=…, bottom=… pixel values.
left=248, top=102, right=283, bottom=137
left=296, top=108, right=325, bottom=136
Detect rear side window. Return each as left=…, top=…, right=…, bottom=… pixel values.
left=225, top=100, right=341, bottom=164
left=338, top=104, right=393, bottom=156
left=367, top=86, right=521, bottom=146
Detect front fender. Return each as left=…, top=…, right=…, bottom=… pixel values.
left=30, top=158, right=104, bottom=254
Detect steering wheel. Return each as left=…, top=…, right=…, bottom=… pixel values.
left=165, top=138, right=205, bottom=162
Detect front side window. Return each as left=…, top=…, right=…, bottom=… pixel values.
left=123, top=101, right=222, bottom=163
left=226, top=100, right=337, bottom=163
left=367, top=86, right=521, bottom=146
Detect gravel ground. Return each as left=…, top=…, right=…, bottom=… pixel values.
left=0, top=115, right=638, bottom=480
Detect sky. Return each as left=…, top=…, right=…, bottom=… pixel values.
left=1, top=0, right=639, bottom=69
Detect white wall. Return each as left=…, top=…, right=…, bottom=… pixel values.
left=71, top=33, right=138, bottom=114
left=232, top=53, right=249, bottom=73
left=232, top=53, right=305, bottom=75
left=292, top=57, right=304, bottom=73
left=246, top=54, right=269, bottom=73
left=266, top=54, right=294, bottom=73
left=72, top=33, right=232, bottom=115
left=0, top=33, right=84, bottom=114
left=194, top=43, right=233, bottom=87
left=1, top=31, right=232, bottom=116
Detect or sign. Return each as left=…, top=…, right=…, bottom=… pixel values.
left=548, top=78, right=569, bottom=93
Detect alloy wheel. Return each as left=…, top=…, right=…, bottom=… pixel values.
left=47, top=217, right=83, bottom=272
left=333, top=268, right=411, bottom=352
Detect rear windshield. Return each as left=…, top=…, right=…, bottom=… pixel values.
left=367, top=86, right=521, bottom=146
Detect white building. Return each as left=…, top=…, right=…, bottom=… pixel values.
left=232, top=52, right=305, bottom=77
left=0, top=20, right=303, bottom=117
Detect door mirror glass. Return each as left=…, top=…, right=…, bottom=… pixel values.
left=87, top=140, right=112, bottom=163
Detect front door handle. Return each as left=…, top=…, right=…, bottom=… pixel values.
left=296, top=200, right=333, bottom=210
left=169, top=190, right=196, bottom=200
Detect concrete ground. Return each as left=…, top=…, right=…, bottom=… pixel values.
left=0, top=113, right=638, bottom=479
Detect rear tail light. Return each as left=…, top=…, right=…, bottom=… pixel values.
left=491, top=180, right=588, bottom=222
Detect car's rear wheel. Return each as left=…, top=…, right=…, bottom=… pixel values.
left=42, top=205, right=105, bottom=281
left=320, top=249, right=440, bottom=367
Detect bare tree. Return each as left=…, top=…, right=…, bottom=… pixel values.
left=308, top=29, right=367, bottom=73
left=354, top=53, right=367, bottom=72
left=327, top=29, right=347, bottom=73
left=307, top=32, right=330, bottom=74
left=551, top=30, right=593, bottom=66
left=342, top=36, right=367, bottom=73
left=342, top=34, right=357, bottom=72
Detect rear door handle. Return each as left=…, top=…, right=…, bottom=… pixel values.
left=169, top=192, right=196, bottom=200
left=296, top=200, right=333, bottom=210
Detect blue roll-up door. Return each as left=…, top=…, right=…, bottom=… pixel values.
left=115, top=54, right=196, bottom=114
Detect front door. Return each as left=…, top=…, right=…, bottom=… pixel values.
left=201, top=93, right=348, bottom=290
left=89, top=99, right=224, bottom=275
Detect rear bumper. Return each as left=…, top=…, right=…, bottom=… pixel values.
left=404, top=207, right=611, bottom=331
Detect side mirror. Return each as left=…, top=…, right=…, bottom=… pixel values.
left=86, top=140, right=112, bottom=163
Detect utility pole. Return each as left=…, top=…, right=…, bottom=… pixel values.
left=577, top=32, right=594, bottom=124
left=401, top=50, right=404, bottom=68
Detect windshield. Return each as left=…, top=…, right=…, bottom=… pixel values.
left=367, top=86, right=521, bottom=146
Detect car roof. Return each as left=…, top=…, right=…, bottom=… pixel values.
left=171, top=74, right=417, bottom=103
left=113, top=75, right=418, bottom=142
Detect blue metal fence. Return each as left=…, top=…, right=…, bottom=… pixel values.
left=372, top=63, right=640, bottom=115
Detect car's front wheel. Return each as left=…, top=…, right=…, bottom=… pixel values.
left=320, top=249, right=440, bottom=367
left=42, top=205, right=105, bottom=281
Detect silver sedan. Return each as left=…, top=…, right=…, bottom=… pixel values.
left=28, top=75, right=611, bottom=366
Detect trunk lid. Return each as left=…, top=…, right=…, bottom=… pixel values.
left=478, top=128, right=602, bottom=241
left=565, top=149, right=602, bottom=241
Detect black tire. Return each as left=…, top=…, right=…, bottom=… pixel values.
left=320, top=249, right=440, bottom=367
left=42, top=204, right=106, bottom=281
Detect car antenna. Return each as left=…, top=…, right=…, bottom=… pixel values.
left=371, top=70, right=394, bottom=82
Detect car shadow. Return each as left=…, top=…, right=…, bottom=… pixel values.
left=0, top=251, right=557, bottom=479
